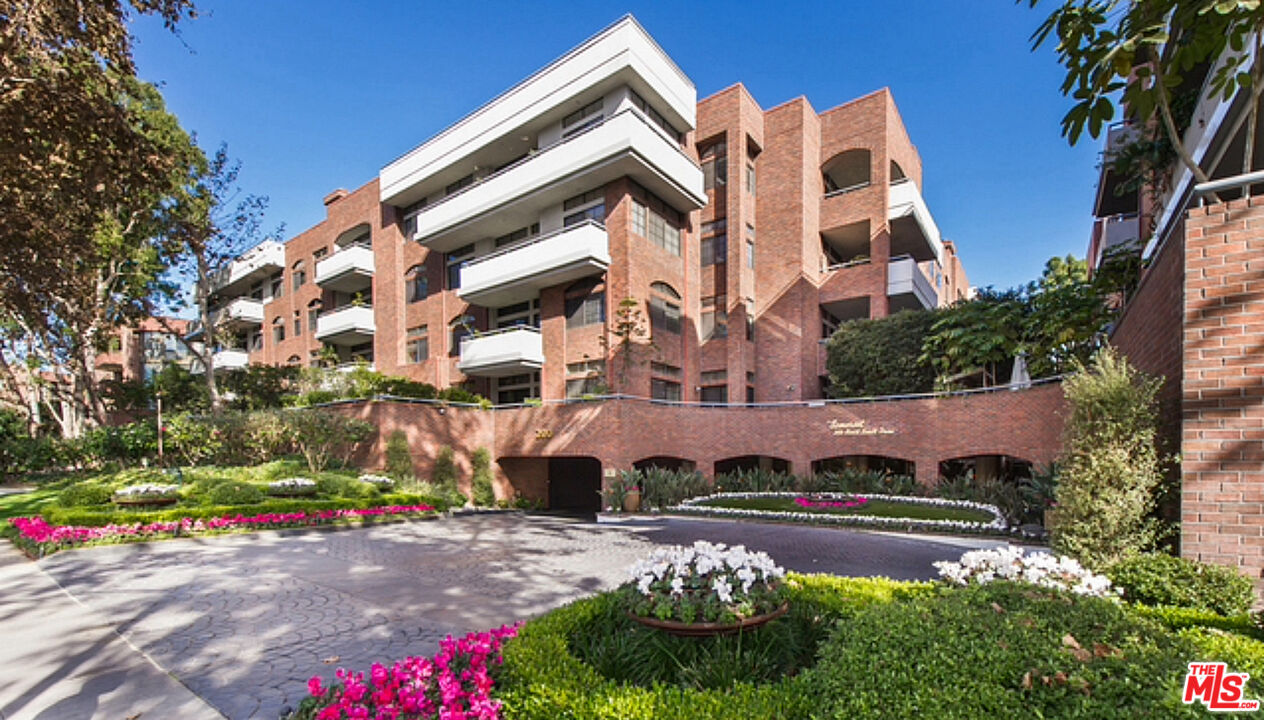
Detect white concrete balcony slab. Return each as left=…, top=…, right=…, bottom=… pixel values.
left=887, top=256, right=938, bottom=312
left=211, top=349, right=249, bottom=372
left=315, top=244, right=375, bottom=292
left=458, top=326, right=544, bottom=377
left=887, top=179, right=945, bottom=266
left=212, top=240, right=284, bottom=296
left=315, top=305, right=376, bottom=346
left=409, top=110, right=705, bottom=252
left=458, top=221, right=610, bottom=307
left=216, top=297, right=264, bottom=327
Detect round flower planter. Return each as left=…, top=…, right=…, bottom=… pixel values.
left=113, top=496, right=178, bottom=507
left=268, top=490, right=318, bottom=498
left=626, top=602, right=789, bottom=637
left=623, top=490, right=642, bottom=513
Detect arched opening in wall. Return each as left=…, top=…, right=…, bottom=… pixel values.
left=714, top=455, right=791, bottom=476
left=890, top=160, right=907, bottom=183
left=939, top=455, right=1034, bottom=483
left=812, top=455, right=915, bottom=477
left=633, top=456, right=697, bottom=473
left=546, top=456, right=603, bottom=515
left=822, top=149, right=871, bottom=194
left=335, top=222, right=372, bottom=249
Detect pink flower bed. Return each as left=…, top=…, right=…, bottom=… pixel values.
left=302, top=624, right=520, bottom=720
left=9, top=505, right=436, bottom=552
left=793, top=496, right=869, bottom=509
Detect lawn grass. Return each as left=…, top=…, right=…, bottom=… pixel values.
left=0, top=485, right=61, bottom=520
left=696, top=495, right=997, bottom=524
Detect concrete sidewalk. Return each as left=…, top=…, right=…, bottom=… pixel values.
left=0, top=545, right=222, bottom=720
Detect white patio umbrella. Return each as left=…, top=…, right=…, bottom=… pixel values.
left=1009, top=352, right=1031, bottom=390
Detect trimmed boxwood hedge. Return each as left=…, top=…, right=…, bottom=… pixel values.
left=497, top=576, right=1264, bottom=720
left=40, top=492, right=447, bottom=527
left=1106, top=552, right=1255, bottom=616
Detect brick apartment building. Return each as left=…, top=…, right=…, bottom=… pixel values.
left=194, top=16, right=969, bottom=406
left=1089, top=48, right=1264, bottom=585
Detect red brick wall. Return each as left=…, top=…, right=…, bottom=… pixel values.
left=1180, top=198, right=1264, bottom=585
left=330, top=382, right=1065, bottom=503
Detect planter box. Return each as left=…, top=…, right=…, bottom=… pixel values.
left=627, top=602, right=790, bottom=637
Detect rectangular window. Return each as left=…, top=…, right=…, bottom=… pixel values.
left=629, top=90, right=683, bottom=143
left=701, top=235, right=727, bottom=267
left=407, top=325, right=428, bottom=363
left=269, top=273, right=283, bottom=300
left=308, top=306, right=319, bottom=332
left=495, top=372, right=539, bottom=404
left=249, top=331, right=262, bottom=352
left=650, top=361, right=681, bottom=378
left=565, top=292, right=605, bottom=328
left=409, top=270, right=429, bottom=303
left=272, top=323, right=285, bottom=345
left=445, top=174, right=473, bottom=195
left=700, top=385, right=728, bottom=403
left=292, top=269, right=306, bottom=291
left=747, top=162, right=756, bottom=195
left=446, top=244, right=474, bottom=290
left=293, top=315, right=302, bottom=337
left=565, top=360, right=606, bottom=398
left=746, top=239, right=755, bottom=270
left=631, top=201, right=646, bottom=236
left=746, top=386, right=755, bottom=403
left=700, top=296, right=727, bottom=340
left=249, top=280, right=264, bottom=301
left=649, top=297, right=681, bottom=334
left=562, top=98, right=604, bottom=138
left=494, top=223, right=539, bottom=248
left=700, top=369, right=727, bottom=384
left=651, top=378, right=682, bottom=401
left=564, top=203, right=605, bottom=227
left=701, top=139, right=727, bottom=191
left=313, top=247, right=328, bottom=261
left=399, top=198, right=427, bottom=238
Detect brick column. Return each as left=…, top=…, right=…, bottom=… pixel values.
left=1181, top=198, right=1264, bottom=587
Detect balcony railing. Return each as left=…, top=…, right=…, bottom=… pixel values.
left=409, top=109, right=705, bottom=251
left=887, top=255, right=938, bottom=311
left=210, top=240, right=284, bottom=294
left=211, top=349, right=250, bottom=371
left=315, top=304, right=375, bottom=345
left=887, top=178, right=945, bottom=265
left=458, top=326, right=544, bottom=377
left=315, top=242, right=375, bottom=292
left=458, top=220, right=609, bottom=306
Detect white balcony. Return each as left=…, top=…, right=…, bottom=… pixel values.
left=380, top=16, right=696, bottom=209
left=407, top=110, right=705, bottom=252
left=887, top=256, right=938, bottom=312
left=212, top=240, right=285, bottom=295
left=458, top=221, right=610, bottom=306
left=887, top=179, right=945, bottom=266
left=315, top=244, right=375, bottom=292
left=458, top=326, right=545, bottom=377
left=315, top=305, right=376, bottom=346
left=216, top=297, right=264, bottom=327
left=211, top=349, right=249, bottom=372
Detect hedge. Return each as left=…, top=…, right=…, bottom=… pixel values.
left=40, top=492, right=448, bottom=527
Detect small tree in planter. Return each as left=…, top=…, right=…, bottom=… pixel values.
left=471, top=447, right=495, bottom=506
left=433, top=445, right=462, bottom=502
left=384, top=430, right=413, bottom=479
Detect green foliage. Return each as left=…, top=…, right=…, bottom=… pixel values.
left=807, top=469, right=925, bottom=497
left=57, top=483, right=113, bottom=508
left=432, top=446, right=460, bottom=498
left=934, top=474, right=1028, bottom=526
left=634, top=467, right=711, bottom=509
left=40, top=492, right=445, bottom=528
left=1053, top=348, right=1165, bottom=569
left=282, top=410, right=375, bottom=473
left=805, top=582, right=1208, bottom=719
left=825, top=310, right=937, bottom=398
left=220, top=364, right=300, bottom=410
left=384, top=430, right=413, bottom=479
left=470, top=447, right=495, bottom=507
left=289, top=366, right=486, bottom=406
left=1107, top=553, right=1255, bottom=616
left=714, top=468, right=797, bottom=493
left=204, top=480, right=264, bottom=506
left=163, top=413, right=223, bottom=466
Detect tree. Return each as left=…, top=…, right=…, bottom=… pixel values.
left=1031, top=0, right=1264, bottom=193
left=825, top=310, right=938, bottom=398
left=157, top=147, right=275, bottom=412
left=0, top=75, right=203, bottom=437
left=0, top=0, right=198, bottom=312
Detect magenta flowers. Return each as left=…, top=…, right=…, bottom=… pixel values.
left=9, top=505, right=436, bottom=554
left=301, top=624, right=520, bottom=720
left=793, top=496, right=869, bottom=509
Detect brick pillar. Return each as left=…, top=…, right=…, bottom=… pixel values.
left=1181, top=198, right=1264, bottom=587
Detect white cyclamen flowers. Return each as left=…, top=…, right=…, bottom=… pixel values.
left=114, top=484, right=179, bottom=498
left=359, top=474, right=394, bottom=488
left=627, top=540, right=785, bottom=599
left=933, top=545, right=1116, bottom=598
left=269, top=477, right=316, bottom=490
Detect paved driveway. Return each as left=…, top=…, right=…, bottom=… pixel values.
left=10, top=513, right=1004, bottom=719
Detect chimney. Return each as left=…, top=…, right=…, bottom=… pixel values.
left=323, top=188, right=349, bottom=207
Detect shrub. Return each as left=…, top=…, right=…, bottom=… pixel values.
left=635, top=467, right=711, bottom=509
left=714, top=468, right=796, bottom=493
left=471, top=447, right=495, bottom=506
left=825, top=309, right=939, bottom=398
left=163, top=413, right=223, bottom=466
left=283, top=410, right=375, bottom=472
left=433, top=445, right=459, bottom=497
left=41, top=493, right=448, bottom=527
left=804, top=582, right=1203, bottom=719
left=205, top=480, right=264, bottom=506
left=1053, top=348, right=1165, bottom=569
left=57, top=483, right=113, bottom=508
left=383, top=430, right=413, bottom=479
left=1107, top=553, right=1254, bottom=616
left=812, top=469, right=923, bottom=496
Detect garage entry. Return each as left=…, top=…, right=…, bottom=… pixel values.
left=546, top=457, right=603, bottom=514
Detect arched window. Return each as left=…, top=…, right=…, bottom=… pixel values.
left=271, top=316, right=285, bottom=345
left=292, top=260, right=306, bottom=291
left=450, top=314, right=475, bottom=357
left=335, top=223, right=372, bottom=249
left=306, top=299, right=322, bottom=336
left=822, top=149, right=871, bottom=194
left=286, top=354, right=302, bottom=365
left=649, top=282, right=681, bottom=334
left=565, top=277, right=605, bottom=328
left=890, top=159, right=907, bottom=183
left=406, top=264, right=428, bottom=303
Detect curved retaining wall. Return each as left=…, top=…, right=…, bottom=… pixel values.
left=330, top=381, right=1066, bottom=505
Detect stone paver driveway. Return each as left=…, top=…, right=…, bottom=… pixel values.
left=21, top=513, right=1002, bottom=719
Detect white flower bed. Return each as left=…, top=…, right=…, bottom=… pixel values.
left=670, top=492, right=1008, bottom=535
left=114, top=484, right=179, bottom=498
left=269, top=477, right=316, bottom=491
left=359, top=474, right=394, bottom=488
left=624, top=541, right=787, bottom=623
left=933, top=545, right=1116, bottom=598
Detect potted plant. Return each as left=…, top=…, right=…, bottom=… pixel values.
left=622, top=482, right=642, bottom=513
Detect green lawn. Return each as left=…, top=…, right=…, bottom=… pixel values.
left=696, top=496, right=997, bottom=524
left=0, top=485, right=60, bottom=520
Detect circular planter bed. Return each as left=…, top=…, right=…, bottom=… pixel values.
left=627, top=601, right=789, bottom=637
left=267, top=489, right=318, bottom=498
left=113, top=496, right=179, bottom=507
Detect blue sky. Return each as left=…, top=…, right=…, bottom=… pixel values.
left=129, top=1, right=1101, bottom=290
